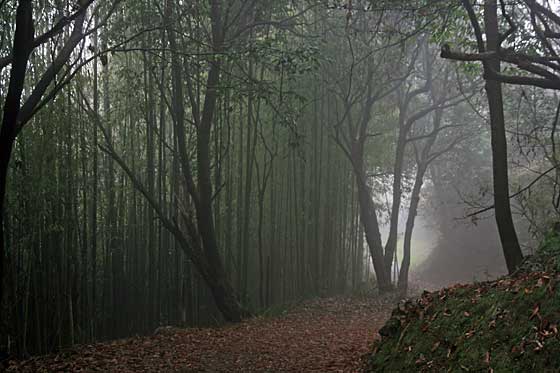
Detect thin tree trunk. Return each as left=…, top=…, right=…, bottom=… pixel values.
left=483, top=0, right=523, bottom=273
left=351, top=144, right=392, bottom=292
left=90, top=22, right=99, bottom=338
left=236, top=103, right=244, bottom=292
left=241, top=60, right=256, bottom=299
left=398, top=164, right=425, bottom=294
left=163, top=0, right=247, bottom=322
left=384, top=132, right=406, bottom=275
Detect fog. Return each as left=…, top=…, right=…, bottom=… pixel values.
left=2, top=0, right=560, bottom=362
left=375, top=183, right=508, bottom=291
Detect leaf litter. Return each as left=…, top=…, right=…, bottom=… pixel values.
left=5, top=296, right=393, bottom=372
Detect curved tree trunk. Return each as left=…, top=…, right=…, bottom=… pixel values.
left=162, top=0, right=248, bottom=322
left=351, top=145, right=392, bottom=292
left=0, top=0, right=34, bottom=316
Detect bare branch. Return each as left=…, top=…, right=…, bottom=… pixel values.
left=0, top=0, right=95, bottom=71
left=466, top=166, right=557, bottom=217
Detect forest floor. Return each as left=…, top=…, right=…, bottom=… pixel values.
left=365, top=235, right=560, bottom=372
left=4, top=296, right=394, bottom=372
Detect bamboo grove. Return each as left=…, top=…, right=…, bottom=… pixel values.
left=0, top=1, right=383, bottom=354
left=5, top=0, right=558, bottom=358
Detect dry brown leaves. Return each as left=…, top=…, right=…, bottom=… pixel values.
left=5, top=296, right=392, bottom=372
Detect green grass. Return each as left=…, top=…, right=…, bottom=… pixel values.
left=364, top=233, right=560, bottom=372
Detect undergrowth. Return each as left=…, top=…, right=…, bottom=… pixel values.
left=364, top=232, right=560, bottom=372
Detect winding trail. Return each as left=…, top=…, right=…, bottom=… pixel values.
left=5, top=297, right=392, bottom=372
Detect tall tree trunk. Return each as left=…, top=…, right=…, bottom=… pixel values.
left=235, top=103, right=244, bottom=293
left=90, top=21, right=100, bottom=338
left=398, top=164, right=426, bottom=294
left=224, top=91, right=234, bottom=279
left=384, top=131, right=406, bottom=277
left=350, top=144, right=392, bottom=292
left=144, top=49, right=156, bottom=331
left=162, top=0, right=247, bottom=322
left=483, top=0, right=523, bottom=273
left=241, top=61, right=256, bottom=299
left=0, top=0, right=34, bottom=318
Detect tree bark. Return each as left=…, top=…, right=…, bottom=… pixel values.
left=350, top=144, right=392, bottom=292
left=0, top=0, right=34, bottom=316
left=483, top=0, right=523, bottom=273
left=384, top=128, right=406, bottom=276
left=161, top=0, right=247, bottom=322
left=398, top=164, right=425, bottom=294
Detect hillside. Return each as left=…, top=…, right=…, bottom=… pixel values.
left=364, top=234, right=560, bottom=372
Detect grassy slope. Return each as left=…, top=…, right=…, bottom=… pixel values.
left=364, top=234, right=560, bottom=372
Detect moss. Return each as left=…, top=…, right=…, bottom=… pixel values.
left=364, top=234, right=560, bottom=372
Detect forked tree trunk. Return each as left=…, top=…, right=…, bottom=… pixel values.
left=351, top=146, right=392, bottom=292
left=162, top=0, right=247, bottom=322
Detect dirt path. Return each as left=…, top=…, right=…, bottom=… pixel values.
left=5, top=297, right=393, bottom=372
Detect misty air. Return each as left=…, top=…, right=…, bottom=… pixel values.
left=1, top=1, right=560, bottom=372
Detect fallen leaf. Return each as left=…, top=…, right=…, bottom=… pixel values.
left=431, top=341, right=440, bottom=352
left=530, top=304, right=541, bottom=321
left=484, top=351, right=490, bottom=365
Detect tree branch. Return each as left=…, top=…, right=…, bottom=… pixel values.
left=466, top=166, right=557, bottom=217
left=0, top=0, right=95, bottom=71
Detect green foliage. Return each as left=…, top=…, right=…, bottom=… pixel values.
left=538, top=232, right=560, bottom=257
